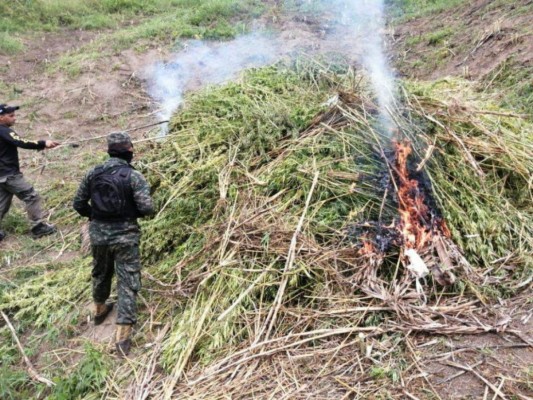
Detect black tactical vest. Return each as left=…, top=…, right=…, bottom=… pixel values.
left=89, top=165, right=139, bottom=222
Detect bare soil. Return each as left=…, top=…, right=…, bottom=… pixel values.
left=393, top=0, right=533, bottom=80
left=81, top=305, right=118, bottom=345
left=418, top=293, right=533, bottom=399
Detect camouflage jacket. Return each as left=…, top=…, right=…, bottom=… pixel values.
left=73, top=157, right=154, bottom=245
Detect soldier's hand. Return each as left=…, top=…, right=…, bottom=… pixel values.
left=45, top=140, right=60, bottom=149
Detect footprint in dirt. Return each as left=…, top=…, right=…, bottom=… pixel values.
left=80, top=304, right=118, bottom=345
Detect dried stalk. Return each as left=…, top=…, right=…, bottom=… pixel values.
left=445, top=361, right=509, bottom=400
left=1, top=311, right=55, bottom=387
left=259, top=171, right=320, bottom=342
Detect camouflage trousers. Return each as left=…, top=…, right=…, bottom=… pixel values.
left=0, top=174, right=45, bottom=228
left=91, top=243, right=142, bottom=325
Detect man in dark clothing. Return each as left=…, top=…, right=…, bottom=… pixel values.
left=0, top=104, right=59, bottom=241
left=73, top=132, right=154, bottom=357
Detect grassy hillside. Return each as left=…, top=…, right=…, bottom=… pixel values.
left=393, top=0, right=533, bottom=115
left=0, top=0, right=263, bottom=32
left=0, top=0, right=263, bottom=55
left=388, top=0, right=463, bottom=18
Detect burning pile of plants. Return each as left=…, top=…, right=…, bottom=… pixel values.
left=1, top=61, right=531, bottom=399
left=115, top=62, right=530, bottom=398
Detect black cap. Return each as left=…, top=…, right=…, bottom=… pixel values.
left=0, top=104, right=20, bottom=115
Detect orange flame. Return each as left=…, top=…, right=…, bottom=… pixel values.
left=358, top=235, right=376, bottom=256
left=440, top=219, right=451, bottom=238
left=395, top=141, right=433, bottom=250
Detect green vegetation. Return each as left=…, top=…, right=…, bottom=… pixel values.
left=105, top=0, right=258, bottom=49
left=143, top=63, right=530, bottom=394
left=1, top=256, right=89, bottom=328
left=46, top=0, right=262, bottom=74
left=49, top=343, right=110, bottom=400
left=0, top=366, right=32, bottom=400
left=0, top=31, right=25, bottom=54
left=1, top=57, right=531, bottom=397
left=407, top=79, right=532, bottom=285
left=388, top=0, right=464, bottom=19
left=394, top=0, right=532, bottom=118
left=0, top=0, right=232, bottom=32
left=140, top=62, right=381, bottom=370
left=1, top=0, right=263, bottom=56
left=403, top=26, right=455, bottom=60
left=426, top=27, right=453, bottom=46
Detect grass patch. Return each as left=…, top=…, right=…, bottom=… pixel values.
left=0, top=32, right=25, bottom=55
left=405, top=34, right=423, bottom=47
left=47, top=0, right=264, bottom=75
left=49, top=343, right=110, bottom=400
left=0, top=209, right=28, bottom=236
left=77, top=14, right=116, bottom=30
left=426, top=27, right=453, bottom=46
left=0, top=0, right=184, bottom=32
left=388, top=0, right=464, bottom=19
left=282, top=0, right=330, bottom=15
left=0, top=364, right=33, bottom=400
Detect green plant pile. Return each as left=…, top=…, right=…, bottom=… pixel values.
left=483, top=58, right=533, bottom=118
left=132, top=62, right=530, bottom=394
left=139, top=61, right=388, bottom=370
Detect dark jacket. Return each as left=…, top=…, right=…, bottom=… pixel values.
left=73, top=157, right=155, bottom=245
left=0, top=125, right=45, bottom=177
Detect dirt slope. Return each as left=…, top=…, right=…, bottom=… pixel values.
left=0, top=29, right=163, bottom=176
left=394, top=0, right=532, bottom=81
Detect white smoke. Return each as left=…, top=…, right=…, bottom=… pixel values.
left=146, top=0, right=397, bottom=135
left=325, top=0, right=397, bottom=133
left=146, top=34, right=279, bottom=135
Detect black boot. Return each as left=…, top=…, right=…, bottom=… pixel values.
left=115, top=324, right=133, bottom=357
left=0, top=230, right=5, bottom=242
left=94, top=302, right=114, bottom=326
left=116, top=339, right=132, bottom=357
left=31, top=222, right=57, bottom=238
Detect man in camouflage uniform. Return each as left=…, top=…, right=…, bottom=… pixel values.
left=73, top=132, right=154, bottom=356
left=0, top=104, right=59, bottom=241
